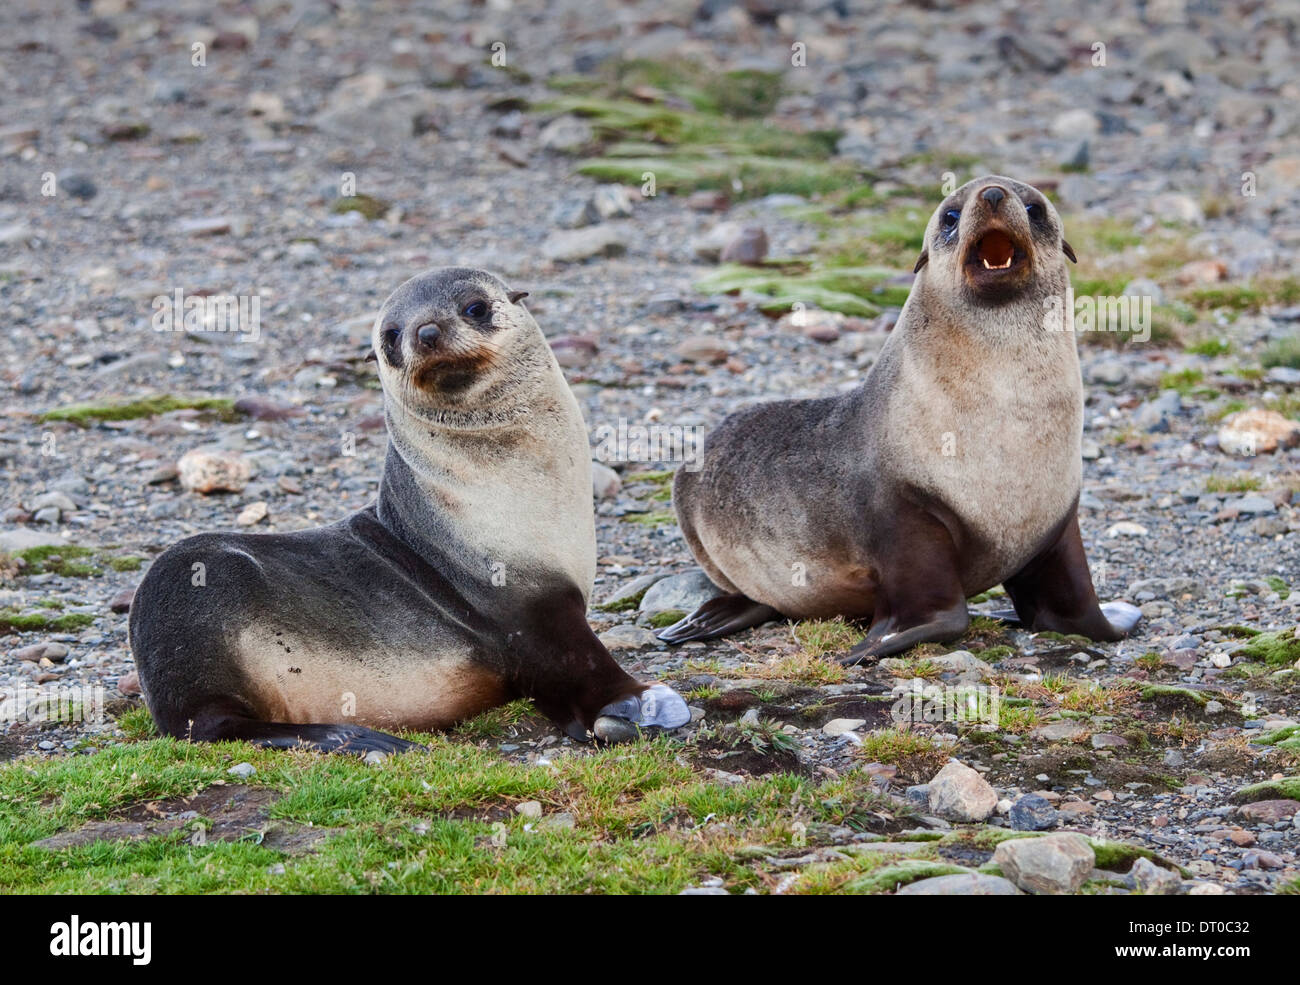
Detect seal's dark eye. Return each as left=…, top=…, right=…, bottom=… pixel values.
left=1026, top=203, right=1045, bottom=223
left=462, top=301, right=488, bottom=319
left=381, top=326, right=402, bottom=366
left=941, top=209, right=960, bottom=229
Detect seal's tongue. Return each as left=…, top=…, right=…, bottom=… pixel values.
left=977, top=230, right=1015, bottom=270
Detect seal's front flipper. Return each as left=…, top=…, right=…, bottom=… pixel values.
left=976, top=607, right=1024, bottom=626
left=192, top=713, right=425, bottom=756
left=1003, top=517, right=1141, bottom=642
left=590, top=683, right=691, bottom=744
left=656, top=594, right=779, bottom=643
left=838, top=604, right=969, bottom=665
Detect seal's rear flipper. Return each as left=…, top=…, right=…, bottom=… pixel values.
left=976, top=607, right=1024, bottom=626
left=189, top=713, right=424, bottom=756
left=656, top=594, right=779, bottom=643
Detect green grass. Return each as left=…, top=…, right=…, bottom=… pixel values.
left=647, top=609, right=686, bottom=629
left=0, top=733, right=934, bottom=894
left=3, top=545, right=149, bottom=580
left=694, top=263, right=896, bottom=317
left=1262, top=334, right=1300, bottom=370
left=451, top=700, right=538, bottom=741
left=1205, top=474, right=1261, bottom=493
left=39, top=395, right=236, bottom=425
left=621, top=510, right=676, bottom=528
left=1159, top=368, right=1204, bottom=394
left=857, top=729, right=950, bottom=783
left=0, top=609, right=94, bottom=633
left=1185, top=337, right=1232, bottom=357
left=330, top=195, right=389, bottom=220
left=791, top=618, right=864, bottom=658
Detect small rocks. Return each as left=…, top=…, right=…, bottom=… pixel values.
left=1010, top=794, right=1059, bottom=831
left=515, top=800, right=543, bottom=819
left=227, top=762, right=256, bottom=779
left=11, top=641, right=70, bottom=663
left=117, top=671, right=141, bottom=696
left=1086, top=359, right=1127, bottom=388
left=895, top=873, right=1022, bottom=895
left=993, top=833, right=1095, bottom=894
left=109, top=587, right=135, bottom=613
left=927, top=761, right=998, bottom=822
left=236, top=502, right=268, bottom=526
left=178, top=448, right=251, bottom=494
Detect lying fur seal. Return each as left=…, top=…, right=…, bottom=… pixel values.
left=131, top=267, right=689, bottom=752
left=660, top=176, right=1140, bottom=663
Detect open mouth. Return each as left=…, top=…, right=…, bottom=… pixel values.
left=967, top=229, right=1024, bottom=272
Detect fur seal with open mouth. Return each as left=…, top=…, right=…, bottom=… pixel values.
left=659, top=176, right=1140, bottom=663
left=131, top=267, right=689, bottom=753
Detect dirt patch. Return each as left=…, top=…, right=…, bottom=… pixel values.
left=1001, top=745, right=1179, bottom=792
left=33, top=784, right=338, bottom=853
left=689, top=735, right=810, bottom=777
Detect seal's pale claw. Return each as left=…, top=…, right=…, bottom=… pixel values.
left=598, top=683, right=690, bottom=730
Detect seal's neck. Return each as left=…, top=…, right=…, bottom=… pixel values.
left=376, top=356, right=597, bottom=600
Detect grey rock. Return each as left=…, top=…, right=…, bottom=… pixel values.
left=598, top=572, right=669, bottom=610
left=541, top=226, right=628, bottom=263
left=1128, top=856, right=1181, bottom=895
left=1010, top=794, right=1059, bottom=831
left=597, top=625, right=660, bottom=651
left=928, top=761, right=998, bottom=822
left=1086, top=359, right=1129, bottom=386
left=895, top=873, right=1023, bottom=895
left=719, top=226, right=769, bottom=265
left=0, top=529, right=68, bottom=552
left=538, top=115, right=593, bottom=153
left=591, top=461, right=622, bottom=499
left=1229, top=495, right=1276, bottom=515
left=227, top=762, right=256, bottom=778
left=639, top=570, right=724, bottom=615
left=1134, top=390, right=1181, bottom=432
left=993, top=833, right=1095, bottom=894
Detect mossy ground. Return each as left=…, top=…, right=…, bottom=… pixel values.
left=2, top=545, right=149, bottom=580
left=0, top=723, right=927, bottom=894
left=39, top=394, right=236, bottom=425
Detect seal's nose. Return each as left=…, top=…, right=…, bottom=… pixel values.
left=416, top=323, right=441, bottom=348
left=980, top=186, right=1006, bottom=211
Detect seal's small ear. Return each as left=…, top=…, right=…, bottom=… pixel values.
left=912, top=250, right=928, bottom=274
left=364, top=350, right=377, bottom=363
left=508, top=290, right=529, bottom=305
left=1061, top=240, right=1078, bottom=264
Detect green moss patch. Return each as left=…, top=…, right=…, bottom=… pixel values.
left=1232, top=776, right=1300, bottom=803
left=694, top=264, right=898, bottom=317
left=40, top=395, right=236, bottom=425
left=1235, top=630, right=1300, bottom=667
left=330, top=195, right=390, bottom=220
left=0, top=609, right=94, bottom=633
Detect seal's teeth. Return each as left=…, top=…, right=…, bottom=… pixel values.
left=982, top=258, right=992, bottom=270
left=982, top=256, right=1012, bottom=270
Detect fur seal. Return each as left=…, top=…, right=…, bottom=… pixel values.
left=131, top=267, right=688, bottom=753
left=659, top=176, right=1141, bottom=663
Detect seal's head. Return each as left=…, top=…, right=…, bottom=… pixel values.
left=914, top=175, right=1076, bottom=310
left=371, top=267, right=550, bottom=429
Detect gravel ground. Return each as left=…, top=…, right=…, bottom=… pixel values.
left=1, top=0, right=1299, bottom=894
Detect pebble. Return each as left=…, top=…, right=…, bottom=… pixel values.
left=236, top=501, right=269, bottom=526
left=591, top=462, right=622, bottom=499
left=719, top=226, right=768, bottom=265
left=1237, top=800, right=1300, bottom=824
left=822, top=718, right=865, bottom=737
left=178, top=448, right=251, bottom=494
left=227, top=762, right=256, bottom=778
left=597, top=625, right=660, bottom=651
left=1217, top=409, right=1300, bottom=456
